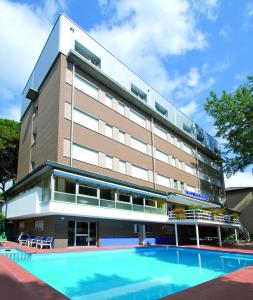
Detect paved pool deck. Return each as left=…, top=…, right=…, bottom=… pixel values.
left=1, top=242, right=253, bottom=300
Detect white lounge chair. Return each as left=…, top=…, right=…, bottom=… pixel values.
left=18, top=232, right=30, bottom=246
left=37, top=236, right=54, bottom=249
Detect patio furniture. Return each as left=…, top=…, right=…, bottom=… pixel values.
left=36, top=236, right=54, bottom=249
left=18, top=232, right=30, bottom=246
left=28, top=235, right=40, bottom=247
left=0, top=232, right=7, bottom=245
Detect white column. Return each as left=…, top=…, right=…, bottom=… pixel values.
left=235, top=228, right=238, bottom=244
left=175, top=223, right=179, bottom=247
left=217, top=226, right=222, bottom=247
left=50, top=174, right=55, bottom=201
left=195, top=223, right=200, bottom=248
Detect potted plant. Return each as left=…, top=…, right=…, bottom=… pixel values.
left=188, top=205, right=202, bottom=219
left=230, top=212, right=240, bottom=222
left=212, top=209, right=220, bottom=221
left=173, top=208, right=186, bottom=220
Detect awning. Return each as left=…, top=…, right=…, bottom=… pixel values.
left=167, top=193, right=220, bottom=208
left=53, top=169, right=168, bottom=199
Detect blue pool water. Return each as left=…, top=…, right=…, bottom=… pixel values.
left=8, top=247, right=253, bottom=300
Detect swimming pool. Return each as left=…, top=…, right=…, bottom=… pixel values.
left=0, top=248, right=23, bottom=254
left=8, top=247, right=253, bottom=300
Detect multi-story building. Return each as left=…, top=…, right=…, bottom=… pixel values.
left=2, top=15, right=240, bottom=248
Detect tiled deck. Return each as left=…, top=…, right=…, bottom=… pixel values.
left=1, top=242, right=253, bottom=300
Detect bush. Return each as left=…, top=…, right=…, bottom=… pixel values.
left=173, top=208, right=186, bottom=219
left=212, top=209, right=220, bottom=216
left=230, top=212, right=240, bottom=219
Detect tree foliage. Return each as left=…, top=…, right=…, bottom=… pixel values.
left=205, top=76, right=253, bottom=176
left=0, top=118, right=20, bottom=193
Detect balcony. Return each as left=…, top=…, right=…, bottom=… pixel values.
left=40, top=188, right=167, bottom=217
left=168, top=209, right=240, bottom=226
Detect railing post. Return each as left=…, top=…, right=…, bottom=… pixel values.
left=175, top=223, right=179, bottom=247
left=75, top=181, right=79, bottom=204
left=217, top=226, right=222, bottom=247
left=235, top=228, right=238, bottom=244
left=50, top=173, right=55, bottom=201
left=195, top=223, right=200, bottom=248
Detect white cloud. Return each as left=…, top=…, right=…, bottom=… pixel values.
left=225, top=171, right=253, bottom=188
left=0, top=0, right=65, bottom=119
left=90, top=0, right=209, bottom=97
left=219, top=25, right=230, bottom=39
left=242, top=2, right=253, bottom=31
left=191, top=0, right=219, bottom=20
left=179, top=100, right=198, bottom=116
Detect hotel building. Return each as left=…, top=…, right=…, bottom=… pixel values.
left=2, top=15, right=240, bottom=248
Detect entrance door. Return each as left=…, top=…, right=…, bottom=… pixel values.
left=68, top=221, right=97, bottom=247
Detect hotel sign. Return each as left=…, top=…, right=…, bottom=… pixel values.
left=185, top=190, right=209, bottom=201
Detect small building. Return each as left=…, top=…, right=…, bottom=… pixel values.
left=225, top=187, right=253, bottom=234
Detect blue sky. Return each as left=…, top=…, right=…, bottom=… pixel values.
left=0, top=0, right=252, bottom=186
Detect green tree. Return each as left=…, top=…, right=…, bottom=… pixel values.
left=205, top=76, right=253, bottom=176
left=0, top=118, right=20, bottom=194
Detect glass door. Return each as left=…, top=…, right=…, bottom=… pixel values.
left=76, top=222, right=89, bottom=246
left=68, top=221, right=97, bottom=246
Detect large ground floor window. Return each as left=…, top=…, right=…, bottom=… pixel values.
left=68, top=221, right=97, bottom=247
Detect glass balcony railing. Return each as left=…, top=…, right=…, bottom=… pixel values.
left=43, top=191, right=167, bottom=215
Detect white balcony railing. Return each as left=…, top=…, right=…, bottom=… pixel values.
left=168, top=209, right=240, bottom=225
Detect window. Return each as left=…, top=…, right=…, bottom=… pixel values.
left=31, top=161, right=35, bottom=170
left=171, top=157, right=176, bottom=167
left=18, top=222, right=25, bottom=230
left=145, top=198, right=156, bottom=207
left=134, top=224, right=152, bottom=233
left=178, top=161, right=182, bottom=169
left=105, top=94, right=113, bottom=107
left=100, top=188, right=114, bottom=200
left=183, top=123, right=193, bottom=134
left=73, top=109, right=98, bottom=132
left=33, top=105, right=38, bottom=117
left=155, top=102, right=168, bottom=117
left=74, top=74, right=98, bottom=100
left=65, top=181, right=76, bottom=194
left=118, top=102, right=125, bottom=115
left=180, top=182, right=185, bottom=192
left=173, top=180, right=178, bottom=190
left=132, top=165, right=148, bottom=181
left=131, top=84, right=147, bottom=101
left=73, top=144, right=98, bottom=166
left=105, top=156, right=113, bottom=169
left=119, top=131, right=126, bottom=144
left=119, top=160, right=126, bottom=174
left=156, top=174, right=170, bottom=187
left=184, top=143, right=192, bottom=155
left=185, top=164, right=194, bottom=175
left=156, top=149, right=168, bottom=163
left=118, top=193, right=131, bottom=202
left=130, top=137, right=147, bottom=153
left=132, top=195, right=144, bottom=205
left=75, top=41, right=101, bottom=68
left=154, top=125, right=167, bottom=140
left=130, top=109, right=146, bottom=127
left=32, top=132, right=37, bottom=145
left=186, top=185, right=196, bottom=193
left=34, top=220, right=44, bottom=231
left=105, top=124, right=113, bottom=138
left=79, top=185, right=98, bottom=197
